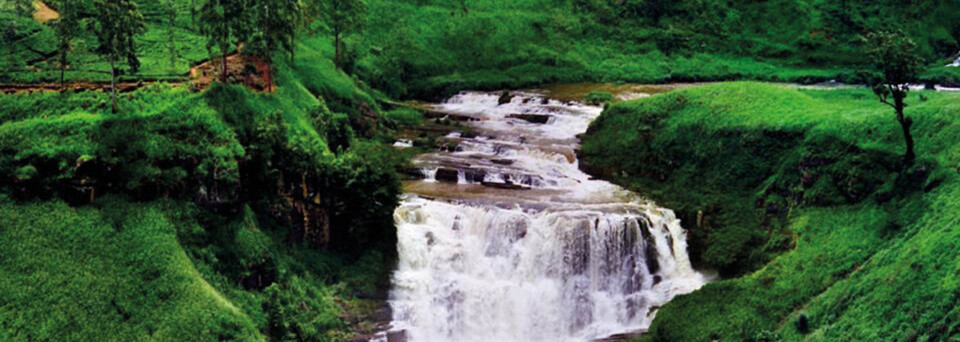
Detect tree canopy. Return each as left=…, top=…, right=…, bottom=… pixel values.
left=865, top=30, right=925, bottom=166
left=92, top=0, right=145, bottom=112
left=309, top=0, right=366, bottom=68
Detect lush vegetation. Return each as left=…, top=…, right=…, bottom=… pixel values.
left=0, top=1, right=428, bottom=338
left=6, top=0, right=960, bottom=94
left=0, top=70, right=411, bottom=341
left=351, top=0, right=960, bottom=99
left=581, top=82, right=960, bottom=341
left=3, top=0, right=960, bottom=340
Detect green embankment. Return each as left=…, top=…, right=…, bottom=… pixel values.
left=0, top=18, right=428, bottom=339
left=581, top=82, right=960, bottom=341
left=354, top=0, right=960, bottom=99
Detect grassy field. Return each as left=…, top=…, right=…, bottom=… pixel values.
left=580, top=82, right=960, bottom=341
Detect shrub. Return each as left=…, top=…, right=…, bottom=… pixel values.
left=584, top=90, right=614, bottom=105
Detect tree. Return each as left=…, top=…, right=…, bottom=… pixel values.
left=199, top=0, right=251, bottom=83
left=162, top=0, right=178, bottom=75
left=311, top=0, right=366, bottom=69
left=865, top=30, right=924, bottom=166
left=92, top=0, right=145, bottom=113
left=249, top=0, right=302, bottom=91
left=13, top=0, right=34, bottom=17
left=52, top=0, right=82, bottom=88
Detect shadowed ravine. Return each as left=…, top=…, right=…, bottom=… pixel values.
left=373, top=91, right=709, bottom=342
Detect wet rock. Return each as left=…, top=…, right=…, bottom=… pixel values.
left=507, top=113, right=551, bottom=124
left=387, top=330, right=408, bottom=342
left=591, top=330, right=646, bottom=342
left=399, top=166, right=426, bottom=180
left=424, top=110, right=477, bottom=122
left=491, top=158, right=514, bottom=166
left=644, top=243, right=660, bottom=275
left=464, top=169, right=486, bottom=183
left=435, top=168, right=461, bottom=183
left=498, top=91, right=514, bottom=105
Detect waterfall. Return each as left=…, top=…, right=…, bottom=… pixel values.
left=383, top=92, right=707, bottom=342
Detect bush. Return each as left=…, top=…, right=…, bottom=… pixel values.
left=584, top=90, right=614, bottom=105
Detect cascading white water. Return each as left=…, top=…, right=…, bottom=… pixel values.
left=385, top=91, right=708, bottom=342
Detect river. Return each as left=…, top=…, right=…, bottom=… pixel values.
left=380, top=89, right=708, bottom=342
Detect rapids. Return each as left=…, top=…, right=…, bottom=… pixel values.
left=383, top=91, right=708, bottom=342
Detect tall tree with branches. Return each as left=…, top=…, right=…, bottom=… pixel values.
left=249, top=0, right=302, bottom=91
left=865, top=30, right=924, bottom=166
left=92, top=0, right=145, bottom=113
left=162, top=0, right=178, bottom=75
left=310, top=0, right=366, bottom=69
left=52, top=0, right=82, bottom=89
left=199, top=0, right=251, bottom=83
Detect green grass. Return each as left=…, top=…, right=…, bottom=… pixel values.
left=580, top=82, right=960, bottom=341
left=0, top=11, right=409, bottom=338
left=0, top=199, right=263, bottom=341
left=8, top=0, right=958, bottom=95
left=353, top=0, right=960, bottom=99
left=1, top=0, right=208, bottom=83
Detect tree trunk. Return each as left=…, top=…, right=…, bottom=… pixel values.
left=266, top=63, right=272, bottom=92
left=334, top=32, right=341, bottom=69
left=221, top=53, right=228, bottom=83
left=894, top=95, right=916, bottom=166
left=110, top=65, right=117, bottom=113
left=900, top=117, right=916, bottom=166
left=290, top=35, right=296, bottom=66
left=60, top=51, right=66, bottom=90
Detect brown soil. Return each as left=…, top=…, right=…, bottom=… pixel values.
left=1, top=53, right=273, bottom=94
left=189, top=54, right=275, bottom=92
left=0, top=81, right=175, bottom=95
left=538, top=82, right=689, bottom=101
left=33, top=1, right=59, bottom=23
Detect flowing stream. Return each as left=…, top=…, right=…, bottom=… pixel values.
left=384, top=91, right=708, bottom=342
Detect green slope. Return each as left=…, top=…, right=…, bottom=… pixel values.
left=581, top=82, right=960, bottom=341
left=0, top=200, right=264, bottom=341
left=354, top=0, right=960, bottom=98
left=0, top=17, right=416, bottom=339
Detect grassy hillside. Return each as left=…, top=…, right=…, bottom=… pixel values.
left=354, top=0, right=960, bottom=98
left=1, top=0, right=209, bottom=83
left=0, top=6, right=433, bottom=337
left=5, top=0, right=960, bottom=95
left=580, top=82, right=960, bottom=341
